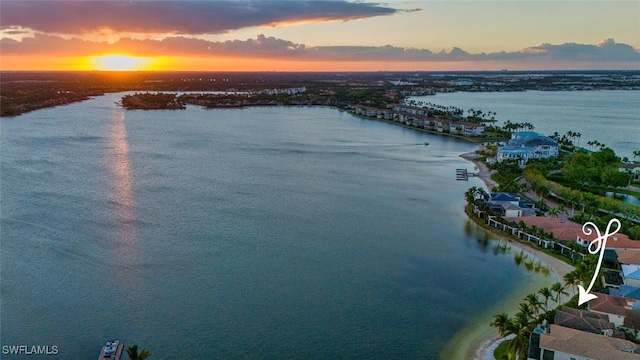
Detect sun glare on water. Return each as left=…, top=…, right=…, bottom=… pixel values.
left=90, top=55, right=156, bottom=71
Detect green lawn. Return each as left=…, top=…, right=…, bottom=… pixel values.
left=494, top=339, right=511, bottom=360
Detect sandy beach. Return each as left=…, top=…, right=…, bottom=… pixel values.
left=457, top=152, right=575, bottom=360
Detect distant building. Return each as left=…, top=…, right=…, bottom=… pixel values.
left=449, top=78, right=473, bottom=86
left=452, top=121, right=485, bottom=137
left=388, top=80, right=418, bottom=86
left=620, top=163, right=640, bottom=182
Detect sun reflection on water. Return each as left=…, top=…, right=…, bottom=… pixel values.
left=106, top=110, right=141, bottom=289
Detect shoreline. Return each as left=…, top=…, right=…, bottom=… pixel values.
left=348, top=112, right=494, bottom=143
left=442, top=231, right=573, bottom=360
left=452, top=152, right=574, bottom=360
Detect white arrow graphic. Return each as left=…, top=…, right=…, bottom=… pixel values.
left=577, top=218, right=621, bottom=306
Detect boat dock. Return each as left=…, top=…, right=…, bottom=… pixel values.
left=456, top=168, right=479, bottom=181
left=98, top=343, right=123, bottom=360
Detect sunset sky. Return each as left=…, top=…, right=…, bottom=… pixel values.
left=1, top=0, right=639, bottom=71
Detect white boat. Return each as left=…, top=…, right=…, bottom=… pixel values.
left=103, top=340, right=119, bottom=357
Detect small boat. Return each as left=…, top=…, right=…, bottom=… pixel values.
left=101, top=339, right=121, bottom=359
left=424, top=142, right=429, bottom=146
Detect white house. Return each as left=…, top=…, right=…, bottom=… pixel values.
left=496, top=145, right=535, bottom=167
left=496, top=131, right=559, bottom=167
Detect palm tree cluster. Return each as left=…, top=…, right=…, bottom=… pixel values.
left=490, top=282, right=568, bottom=359
left=490, top=254, right=604, bottom=359
left=404, top=101, right=500, bottom=124
left=502, top=120, right=534, bottom=133
left=467, top=108, right=497, bottom=122
left=563, top=255, right=601, bottom=296
left=565, top=131, right=582, bottom=147
left=464, top=186, right=489, bottom=204
left=586, top=140, right=607, bottom=152
left=414, top=101, right=465, bottom=118
left=548, top=131, right=581, bottom=151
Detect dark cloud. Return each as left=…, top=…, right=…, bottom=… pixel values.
left=520, top=39, right=640, bottom=62
left=0, top=0, right=399, bottom=35
left=2, top=33, right=638, bottom=68
left=0, top=33, right=106, bottom=56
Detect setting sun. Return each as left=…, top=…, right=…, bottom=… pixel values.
left=89, top=55, right=156, bottom=71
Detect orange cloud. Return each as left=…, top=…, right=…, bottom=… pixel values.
left=1, top=34, right=638, bottom=71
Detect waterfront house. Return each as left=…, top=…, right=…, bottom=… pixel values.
left=486, top=192, right=519, bottom=217
left=577, top=230, right=639, bottom=250
left=496, top=131, right=559, bottom=167
left=496, top=145, right=536, bottom=167
left=538, top=324, right=640, bottom=360
left=510, top=132, right=559, bottom=158
left=554, top=306, right=622, bottom=338
left=485, top=193, right=536, bottom=218
left=490, top=192, right=520, bottom=204
left=588, top=293, right=640, bottom=331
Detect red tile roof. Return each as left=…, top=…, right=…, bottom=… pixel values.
left=616, top=249, right=640, bottom=265
left=505, top=216, right=640, bottom=247
left=540, top=325, right=640, bottom=359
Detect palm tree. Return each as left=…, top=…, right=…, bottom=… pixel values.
left=525, top=293, right=543, bottom=316
left=517, top=302, right=535, bottom=323
left=564, top=271, right=579, bottom=297
left=551, top=282, right=568, bottom=305
left=126, top=344, right=152, bottom=360
left=508, top=303, right=535, bottom=359
left=547, top=207, right=559, bottom=218
left=538, top=287, right=553, bottom=311
left=517, top=220, right=527, bottom=238
left=464, top=186, right=478, bottom=204
left=490, top=312, right=512, bottom=337
left=477, top=187, right=489, bottom=201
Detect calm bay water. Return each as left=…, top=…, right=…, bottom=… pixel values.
left=411, top=90, right=640, bottom=160
left=1, top=92, right=567, bottom=359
